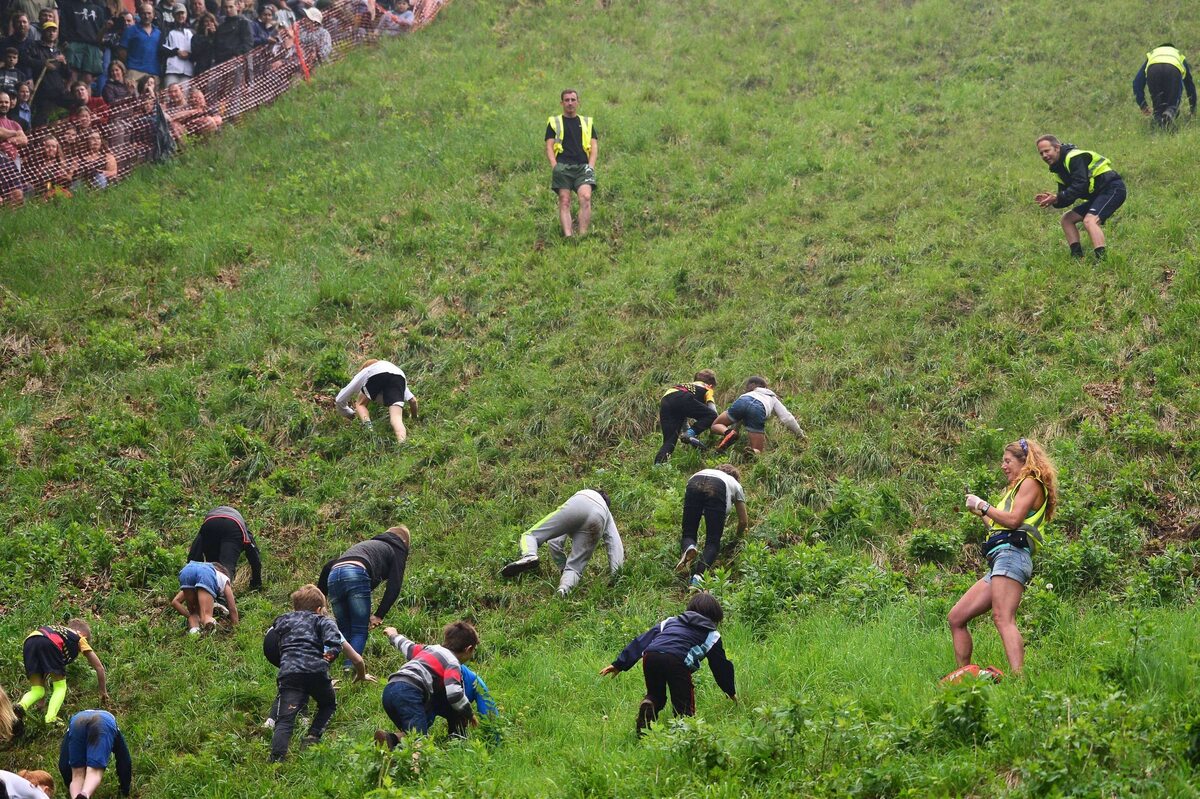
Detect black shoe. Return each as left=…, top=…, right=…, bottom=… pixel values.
left=636, top=699, right=657, bottom=737
left=682, top=435, right=707, bottom=451
left=500, top=554, right=539, bottom=578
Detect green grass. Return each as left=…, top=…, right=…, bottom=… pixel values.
left=2, top=0, right=1200, bottom=795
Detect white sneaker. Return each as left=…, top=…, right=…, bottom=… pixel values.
left=675, top=545, right=698, bottom=573
left=188, top=627, right=201, bottom=635
left=212, top=602, right=229, bottom=617
left=689, top=574, right=704, bottom=589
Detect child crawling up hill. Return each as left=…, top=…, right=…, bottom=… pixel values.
left=600, top=593, right=736, bottom=736
left=375, top=621, right=479, bottom=748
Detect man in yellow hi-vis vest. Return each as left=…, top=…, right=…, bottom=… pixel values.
left=1034, top=135, right=1127, bottom=261
left=544, top=89, right=598, bottom=237
left=1133, top=43, right=1196, bottom=128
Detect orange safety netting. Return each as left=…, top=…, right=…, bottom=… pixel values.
left=0, top=0, right=450, bottom=210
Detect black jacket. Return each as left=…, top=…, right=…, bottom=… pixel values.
left=611, top=611, right=736, bottom=697
left=318, top=533, right=410, bottom=620
left=212, top=14, right=251, bottom=64
left=1050, top=144, right=1122, bottom=207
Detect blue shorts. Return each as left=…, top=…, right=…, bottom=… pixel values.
left=67, top=710, right=118, bottom=768
left=726, top=395, right=768, bottom=433
left=1071, top=178, right=1126, bottom=224
left=178, top=561, right=220, bottom=598
left=984, top=547, right=1033, bottom=587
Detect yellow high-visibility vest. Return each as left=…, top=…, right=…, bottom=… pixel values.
left=985, top=477, right=1048, bottom=553
left=548, top=115, right=593, bottom=157
left=1058, top=148, right=1114, bottom=195
left=1146, top=46, right=1187, bottom=76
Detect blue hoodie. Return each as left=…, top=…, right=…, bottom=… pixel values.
left=611, top=611, right=736, bottom=697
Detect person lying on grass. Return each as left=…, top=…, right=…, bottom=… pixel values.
left=334, top=358, right=419, bottom=444
left=171, top=561, right=239, bottom=634
left=600, top=592, right=736, bottom=736
left=713, top=376, right=803, bottom=454
left=17, top=620, right=109, bottom=726
left=500, top=489, right=624, bottom=597
left=375, top=621, right=478, bottom=749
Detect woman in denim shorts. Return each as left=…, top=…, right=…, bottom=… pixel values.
left=947, top=438, right=1058, bottom=675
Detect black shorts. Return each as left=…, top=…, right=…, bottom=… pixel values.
left=364, top=372, right=408, bottom=406
left=1072, top=178, right=1126, bottom=224
left=23, top=635, right=66, bottom=678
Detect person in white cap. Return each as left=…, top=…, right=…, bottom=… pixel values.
left=162, top=3, right=193, bottom=87
left=298, top=6, right=331, bottom=63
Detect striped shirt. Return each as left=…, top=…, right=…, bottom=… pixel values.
left=386, top=633, right=470, bottom=715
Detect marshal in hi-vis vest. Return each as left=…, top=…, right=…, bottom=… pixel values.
left=548, top=114, right=594, bottom=157
left=1146, top=45, right=1187, bottom=76
left=1058, top=149, right=1113, bottom=195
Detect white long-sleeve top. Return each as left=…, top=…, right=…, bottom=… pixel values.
left=334, top=361, right=413, bottom=418
left=743, top=387, right=803, bottom=435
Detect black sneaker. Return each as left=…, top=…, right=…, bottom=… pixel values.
left=636, top=699, right=657, bottom=737
left=500, top=554, right=539, bottom=578
left=682, top=435, right=707, bottom=451
left=374, top=728, right=400, bottom=750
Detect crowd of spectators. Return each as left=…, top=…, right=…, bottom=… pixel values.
left=0, top=0, right=424, bottom=206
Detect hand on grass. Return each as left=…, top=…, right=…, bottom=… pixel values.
left=355, top=672, right=378, bottom=684
left=1141, top=106, right=1152, bottom=116
left=369, top=615, right=383, bottom=630
left=1035, top=192, right=1056, bottom=208
left=599, top=665, right=618, bottom=677
left=383, top=626, right=399, bottom=639
left=99, top=690, right=111, bottom=706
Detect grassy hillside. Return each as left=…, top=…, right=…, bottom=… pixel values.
left=2, top=0, right=1200, bottom=796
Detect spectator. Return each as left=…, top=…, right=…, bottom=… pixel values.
left=377, top=1, right=415, bottom=35
left=154, top=0, right=178, bottom=31
left=98, top=9, right=134, bottom=92
left=32, top=134, right=73, bottom=197
left=101, top=58, right=132, bottom=104
left=70, top=80, right=109, bottom=122
left=76, top=127, right=118, bottom=188
left=187, top=0, right=208, bottom=27
left=251, top=5, right=277, bottom=46
left=9, top=81, right=32, bottom=132
left=27, top=21, right=81, bottom=128
left=119, top=3, right=161, bottom=84
left=297, top=7, right=329, bottom=63
left=273, top=0, right=295, bottom=31
left=58, top=0, right=110, bottom=86
left=189, top=13, right=217, bottom=73
left=350, top=0, right=374, bottom=40
left=0, top=47, right=29, bottom=96
left=0, top=89, right=27, bottom=205
left=4, top=14, right=38, bottom=55
left=68, top=103, right=96, bottom=136
left=213, top=0, right=251, bottom=64
left=164, top=81, right=218, bottom=134
left=161, top=3, right=193, bottom=87
left=186, top=86, right=222, bottom=130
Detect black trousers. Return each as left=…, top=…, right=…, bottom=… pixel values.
left=655, top=391, right=717, bottom=464
left=1147, top=62, right=1184, bottom=122
left=642, top=651, right=695, bottom=720
left=189, top=517, right=262, bottom=588
left=681, top=476, right=727, bottom=576
left=270, top=672, right=336, bottom=760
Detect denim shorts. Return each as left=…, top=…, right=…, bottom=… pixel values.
left=727, top=395, right=768, bottom=433
left=178, top=561, right=219, bottom=597
left=67, top=710, right=118, bottom=768
left=984, top=546, right=1033, bottom=587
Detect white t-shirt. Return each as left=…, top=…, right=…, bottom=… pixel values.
left=0, top=772, right=51, bottom=799
left=165, top=28, right=194, bottom=77
left=691, top=469, right=746, bottom=513
left=212, top=567, right=230, bottom=596
left=334, top=360, right=414, bottom=417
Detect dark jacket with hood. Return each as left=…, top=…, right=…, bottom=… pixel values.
left=317, top=532, right=409, bottom=620
left=1049, top=143, right=1123, bottom=208
left=611, top=611, right=736, bottom=697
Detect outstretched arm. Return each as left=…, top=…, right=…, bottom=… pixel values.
left=114, top=730, right=133, bottom=796
left=1185, top=62, right=1198, bottom=112
left=735, top=501, right=749, bottom=536
left=222, top=582, right=239, bottom=626
left=1132, top=61, right=1149, bottom=109
left=84, top=651, right=109, bottom=704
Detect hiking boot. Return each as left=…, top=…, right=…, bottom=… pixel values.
left=675, top=545, right=698, bottom=573
left=682, top=435, right=707, bottom=451
left=636, top=699, right=657, bottom=737
left=501, top=554, right=539, bottom=578
left=715, top=428, right=739, bottom=452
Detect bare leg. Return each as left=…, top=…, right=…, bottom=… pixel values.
left=354, top=396, right=372, bottom=423
left=81, top=767, right=105, bottom=796
left=747, top=432, right=767, bottom=453
left=557, top=189, right=574, bottom=237
left=1060, top=210, right=1083, bottom=246
left=990, top=576, right=1026, bottom=673
left=1081, top=213, right=1105, bottom=249
left=387, top=405, right=407, bottom=444
left=71, top=767, right=86, bottom=797
left=713, top=411, right=734, bottom=428
left=183, top=589, right=201, bottom=629
left=577, top=184, right=593, bottom=236
left=710, top=420, right=728, bottom=435
left=947, top=578, right=993, bottom=667
left=198, top=589, right=215, bottom=628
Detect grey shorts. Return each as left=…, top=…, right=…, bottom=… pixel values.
left=984, top=546, right=1033, bottom=587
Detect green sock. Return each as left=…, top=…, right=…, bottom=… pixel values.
left=45, top=679, right=67, bottom=722
left=18, top=684, right=45, bottom=709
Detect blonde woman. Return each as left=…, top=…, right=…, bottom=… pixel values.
left=948, top=438, right=1058, bottom=675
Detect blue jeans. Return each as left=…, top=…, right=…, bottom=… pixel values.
left=67, top=710, right=117, bottom=767
left=382, top=680, right=430, bottom=734
left=326, top=565, right=372, bottom=656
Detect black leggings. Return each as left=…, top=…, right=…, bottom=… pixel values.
left=655, top=391, right=717, bottom=464
left=681, top=476, right=727, bottom=576
left=189, top=517, right=262, bottom=588
left=642, top=651, right=695, bottom=719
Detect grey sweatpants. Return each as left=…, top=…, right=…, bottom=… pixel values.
left=519, top=491, right=624, bottom=592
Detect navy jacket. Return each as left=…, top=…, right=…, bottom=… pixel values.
left=612, top=611, right=736, bottom=697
